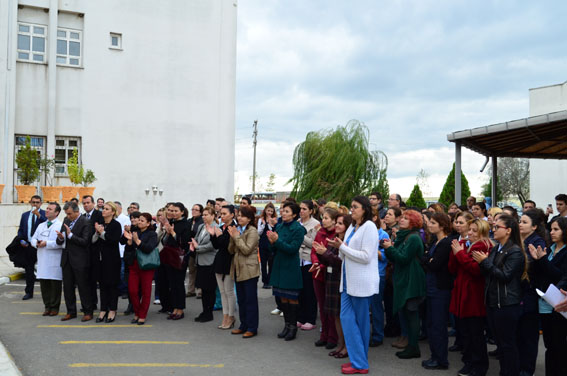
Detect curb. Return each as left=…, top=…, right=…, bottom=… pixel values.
left=0, top=341, right=23, bottom=376
left=0, top=272, right=24, bottom=286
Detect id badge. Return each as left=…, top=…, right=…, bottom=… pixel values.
left=327, top=266, right=333, bottom=274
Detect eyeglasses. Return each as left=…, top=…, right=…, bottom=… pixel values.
left=350, top=205, right=361, bottom=210
left=492, top=225, right=507, bottom=231
left=31, top=201, right=41, bottom=204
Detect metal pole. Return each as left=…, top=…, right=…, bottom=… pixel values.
left=252, top=120, right=258, bottom=200
left=455, top=142, right=462, bottom=205
left=492, top=156, right=498, bottom=207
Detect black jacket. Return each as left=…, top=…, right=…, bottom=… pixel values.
left=423, top=236, right=453, bottom=290
left=211, top=221, right=236, bottom=275
left=57, top=215, right=92, bottom=269
left=532, top=244, right=567, bottom=294
left=480, top=240, right=525, bottom=308
left=162, top=217, right=191, bottom=254
left=124, top=229, right=159, bottom=266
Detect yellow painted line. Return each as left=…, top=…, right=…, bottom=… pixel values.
left=13, top=300, right=79, bottom=304
left=69, top=363, right=224, bottom=368
left=21, top=312, right=126, bottom=316
left=37, top=324, right=152, bottom=328
left=61, top=340, right=189, bottom=344
left=8, top=272, right=24, bottom=281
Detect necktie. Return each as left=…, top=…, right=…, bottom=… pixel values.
left=87, top=213, right=91, bottom=219
left=32, top=214, right=36, bottom=228
left=47, top=221, right=53, bottom=228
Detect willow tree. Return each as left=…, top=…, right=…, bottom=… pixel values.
left=289, top=120, right=388, bottom=204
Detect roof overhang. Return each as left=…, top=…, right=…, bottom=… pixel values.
left=447, top=110, right=567, bottom=159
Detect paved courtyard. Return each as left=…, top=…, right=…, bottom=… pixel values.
left=0, top=280, right=546, bottom=376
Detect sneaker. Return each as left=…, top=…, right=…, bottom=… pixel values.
left=280, top=312, right=284, bottom=317
left=270, top=308, right=281, bottom=315
left=301, top=322, right=316, bottom=331
left=458, top=365, right=473, bottom=376
left=153, top=299, right=160, bottom=305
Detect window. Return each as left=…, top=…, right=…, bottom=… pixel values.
left=14, top=135, right=46, bottom=185
left=109, top=32, right=122, bottom=49
left=54, top=136, right=81, bottom=176
left=17, top=23, right=47, bottom=63
left=56, top=28, right=82, bottom=67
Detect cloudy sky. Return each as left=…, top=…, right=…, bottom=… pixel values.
left=233, top=0, right=567, bottom=198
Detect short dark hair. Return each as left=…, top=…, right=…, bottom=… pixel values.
left=206, top=199, right=216, bottom=207
left=239, top=205, right=257, bottom=227
left=96, top=198, right=105, bottom=203
left=431, top=212, right=451, bottom=234
left=139, top=212, right=153, bottom=224
left=30, top=195, right=42, bottom=202
left=193, top=204, right=204, bottom=214
left=282, top=201, right=300, bottom=219
left=130, top=211, right=141, bottom=219
left=63, top=201, right=80, bottom=212
left=523, top=200, right=536, bottom=207
left=502, top=205, right=519, bottom=221
left=70, top=198, right=79, bottom=203
left=241, top=196, right=252, bottom=205
left=352, top=195, right=373, bottom=225
left=215, top=197, right=225, bottom=202
left=221, top=204, right=236, bottom=215
left=555, top=194, right=567, bottom=204
left=82, top=195, right=94, bottom=203
left=129, top=202, right=140, bottom=209
left=48, top=202, right=61, bottom=214
left=113, top=201, right=122, bottom=207
left=370, top=192, right=382, bottom=200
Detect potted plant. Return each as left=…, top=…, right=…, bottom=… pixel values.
left=62, top=148, right=81, bottom=202
left=78, top=169, right=97, bottom=198
left=14, top=136, right=40, bottom=203
left=39, top=156, right=61, bottom=202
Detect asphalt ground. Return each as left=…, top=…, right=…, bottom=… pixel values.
left=0, top=281, right=546, bottom=376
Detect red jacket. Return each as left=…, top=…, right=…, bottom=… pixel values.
left=311, top=227, right=336, bottom=282
left=448, top=239, right=492, bottom=318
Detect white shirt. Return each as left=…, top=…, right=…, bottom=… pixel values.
left=30, top=219, right=63, bottom=280
left=115, top=213, right=131, bottom=257
left=339, top=220, right=380, bottom=297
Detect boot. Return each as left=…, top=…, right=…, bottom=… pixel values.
left=277, top=302, right=290, bottom=338
left=285, top=303, right=298, bottom=341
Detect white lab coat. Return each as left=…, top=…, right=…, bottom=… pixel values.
left=30, top=219, right=64, bottom=280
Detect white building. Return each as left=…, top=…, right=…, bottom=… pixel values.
left=529, top=81, right=567, bottom=208
left=0, top=0, right=237, bottom=212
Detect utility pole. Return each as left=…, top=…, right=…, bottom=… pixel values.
left=252, top=120, right=258, bottom=201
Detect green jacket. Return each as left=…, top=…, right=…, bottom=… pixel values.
left=269, top=220, right=305, bottom=290
left=385, top=229, right=426, bottom=314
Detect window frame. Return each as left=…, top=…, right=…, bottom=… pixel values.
left=13, top=135, right=46, bottom=186
left=56, top=27, right=83, bottom=67
left=54, top=136, right=81, bottom=177
left=109, top=32, right=122, bottom=50
left=16, top=22, right=47, bottom=64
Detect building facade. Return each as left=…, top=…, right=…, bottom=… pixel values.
left=0, top=0, right=237, bottom=211
left=529, top=81, right=567, bottom=208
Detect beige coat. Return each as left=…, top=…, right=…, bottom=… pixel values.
left=228, top=226, right=260, bottom=282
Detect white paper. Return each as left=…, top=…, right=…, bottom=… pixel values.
left=536, top=284, right=567, bottom=319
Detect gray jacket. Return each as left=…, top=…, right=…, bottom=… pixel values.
left=194, top=223, right=218, bottom=266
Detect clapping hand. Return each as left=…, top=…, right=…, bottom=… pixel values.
left=37, top=240, right=47, bottom=248
left=451, top=239, right=464, bottom=255
left=268, top=217, right=278, bottom=227
left=94, top=222, right=104, bottom=234
left=189, top=238, right=198, bottom=252
left=312, top=241, right=327, bottom=255
left=227, top=226, right=239, bottom=238
left=55, top=230, right=64, bottom=240
left=309, top=263, right=322, bottom=279
left=381, top=238, right=392, bottom=249
left=63, top=224, right=72, bottom=236
left=132, top=231, right=140, bottom=245
left=471, top=250, right=488, bottom=263
left=123, top=230, right=132, bottom=240
left=267, top=230, right=278, bottom=244
left=214, top=226, right=223, bottom=237
left=528, top=244, right=546, bottom=260
left=32, top=207, right=40, bottom=217
left=327, top=237, right=343, bottom=248
left=205, top=223, right=216, bottom=236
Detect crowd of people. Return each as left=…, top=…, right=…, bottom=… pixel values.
left=9, top=191, right=567, bottom=375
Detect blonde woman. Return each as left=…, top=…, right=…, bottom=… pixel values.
left=92, top=202, right=122, bottom=323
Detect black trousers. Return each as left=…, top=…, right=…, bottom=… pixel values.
left=297, top=265, right=317, bottom=325
left=164, top=264, right=186, bottom=310
left=62, top=263, right=93, bottom=315
left=487, top=305, right=522, bottom=376
left=99, top=282, right=119, bottom=312
left=541, top=312, right=567, bottom=376
left=517, top=310, right=539, bottom=375
left=39, top=279, right=62, bottom=311
left=461, top=316, right=489, bottom=376
left=89, top=253, right=100, bottom=308
left=24, top=263, right=36, bottom=295
left=157, top=265, right=172, bottom=312
left=259, top=247, right=272, bottom=285
left=426, top=291, right=451, bottom=365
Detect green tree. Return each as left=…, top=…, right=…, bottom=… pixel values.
left=487, top=158, right=529, bottom=205
left=406, top=184, right=427, bottom=209
left=266, top=173, right=276, bottom=192
left=15, top=136, right=41, bottom=185
left=481, top=177, right=503, bottom=203
left=438, top=163, right=471, bottom=207
left=289, top=119, right=388, bottom=204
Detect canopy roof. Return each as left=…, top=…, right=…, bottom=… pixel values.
left=447, top=110, right=567, bottom=159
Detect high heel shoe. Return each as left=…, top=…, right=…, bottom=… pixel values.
left=96, top=312, right=107, bottom=323
left=220, top=320, right=235, bottom=330
left=171, top=313, right=184, bottom=320
left=105, top=312, right=116, bottom=323
left=137, top=320, right=145, bottom=325
left=131, top=318, right=139, bottom=324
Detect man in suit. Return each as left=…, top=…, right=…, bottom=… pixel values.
left=56, top=201, right=94, bottom=321
left=82, top=195, right=103, bottom=309
left=17, top=195, right=47, bottom=300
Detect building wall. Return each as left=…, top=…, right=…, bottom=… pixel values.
left=529, top=81, right=567, bottom=211
left=1, top=0, right=237, bottom=214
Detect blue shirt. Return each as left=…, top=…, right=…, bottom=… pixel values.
left=377, top=228, right=389, bottom=277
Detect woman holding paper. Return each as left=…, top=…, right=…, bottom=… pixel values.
left=528, top=216, right=567, bottom=376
